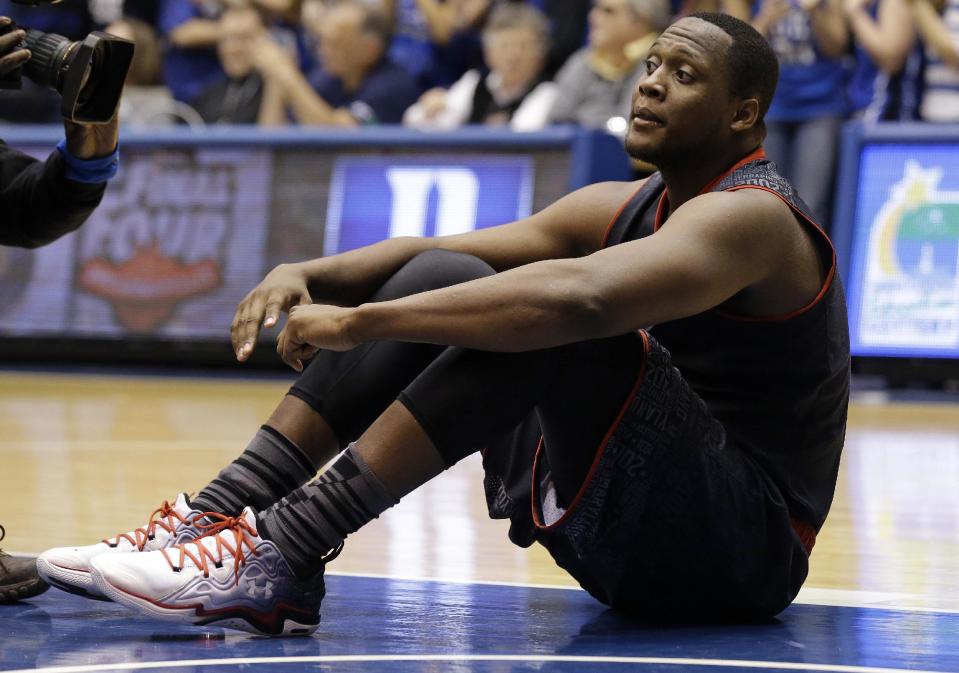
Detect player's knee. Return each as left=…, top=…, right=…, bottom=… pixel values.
left=390, top=249, right=496, bottom=297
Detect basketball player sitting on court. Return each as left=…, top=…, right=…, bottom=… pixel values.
left=37, top=13, right=850, bottom=636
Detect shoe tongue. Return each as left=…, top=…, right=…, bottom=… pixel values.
left=174, top=492, right=195, bottom=516
left=240, top=507, right=259, bottom=536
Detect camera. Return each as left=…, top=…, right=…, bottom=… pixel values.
left=0, top=0, right=134, bottom=123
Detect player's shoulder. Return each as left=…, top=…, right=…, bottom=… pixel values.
left=565, top=178, right=652, bottom=214
left=687, top=187, right=795, bottom=231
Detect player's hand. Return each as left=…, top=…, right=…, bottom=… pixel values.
left=0, top=17, right=29, bottom=77
left=276, top=304, right=359, bottom=372
left=232, top=263, right=313, bottom=361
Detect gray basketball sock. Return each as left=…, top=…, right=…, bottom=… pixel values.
left=256, top=443, right=398, bottom=578
left=192, top=426, right=318, bottom=516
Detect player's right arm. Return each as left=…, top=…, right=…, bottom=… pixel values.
left=231, top=179, right=642, bottom=360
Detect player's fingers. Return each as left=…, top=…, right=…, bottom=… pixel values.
left=262, top=297, right=282, bottom=329
left=230, top=302, right=245, bottom=354
left=276, top=326, right=303, bottom=372
left=231, top=298, right=255, bottom=356
left=238, top=296, right=268, bottom=359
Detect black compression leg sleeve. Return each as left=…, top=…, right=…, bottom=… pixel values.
left=287, top=249, right=496, bottom=447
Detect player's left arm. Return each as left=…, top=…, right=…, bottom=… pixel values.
left=276, top=190, right=792, bottom=369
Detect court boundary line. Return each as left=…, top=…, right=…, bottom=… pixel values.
left=4, top=654, right=959, bottom=673
left=323, top=571, right=959, bottom=615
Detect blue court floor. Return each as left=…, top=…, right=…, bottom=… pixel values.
left=1, top=574, right=957, bottom=673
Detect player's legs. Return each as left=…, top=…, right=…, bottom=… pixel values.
left=91, top=306, right=646, bottom=634
left=40, top=249, right=497, bottom=599
left=516, top=335, right=812, bottom=621
left=191, top=249, right=498, bottom=517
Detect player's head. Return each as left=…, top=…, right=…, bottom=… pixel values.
left=625, top=13, right=779, bottom=169
left=689, top=12, right=779, bottom=121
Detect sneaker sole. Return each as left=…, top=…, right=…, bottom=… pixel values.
left=0, top=576, right=50, bottom=604
left=91, top=568, right=319, bottom=637
left=36, top=557, right=110, bottom=602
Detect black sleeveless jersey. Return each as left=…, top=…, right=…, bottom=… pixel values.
left=603, top=150, right=851, bottom=530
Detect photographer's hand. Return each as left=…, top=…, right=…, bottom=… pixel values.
left=63, top=115, right=119, bottom=160
left=0, top=17, right=29, bottom=77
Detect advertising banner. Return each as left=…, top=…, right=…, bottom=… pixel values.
left=848, top=144, right=959, bottom=357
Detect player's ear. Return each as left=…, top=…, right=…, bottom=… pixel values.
left=730, top=97, right=760, bottom=133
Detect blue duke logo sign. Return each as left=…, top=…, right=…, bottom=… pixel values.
left=324, top=156, right=534, bottom=254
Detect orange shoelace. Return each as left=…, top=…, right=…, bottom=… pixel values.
left=160, top=513, right=260, bottom=585
left=103, top=500, right=201, bottom=551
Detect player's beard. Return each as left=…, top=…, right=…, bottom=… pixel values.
left=625, top=120, right=723, bottom=173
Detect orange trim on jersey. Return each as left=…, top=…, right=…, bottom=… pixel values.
left=600, top=179, right=651, bottom=249
left=653, top=147, right=767, bottom=232
left=712, top=185, right=837, bottom=323
left=652, top=190, right=670, bottom=232
left=702, top=146, right=767, bottom=194
left=531, top=331, right=651, bottom=532
left=791, top=517, right=817, bottom=555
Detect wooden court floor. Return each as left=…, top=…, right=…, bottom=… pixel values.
left=1, top=368, right=957, bottom=615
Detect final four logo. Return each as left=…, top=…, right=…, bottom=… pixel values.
left=73, top=150, right=272, bottom=337
left=859, top=160, right=959, bottom=349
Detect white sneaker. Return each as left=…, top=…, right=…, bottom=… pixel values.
left=37, top=493, right=206, bottom=600
left=90, top=508, right=336, bottom=636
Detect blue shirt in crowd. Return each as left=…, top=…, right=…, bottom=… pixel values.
left=309, top=59, right=420, bottom=124
left=762, top=1, right=847, bottom=122
left=847, top=23, right=923, bottom=120
left=158, top=0, right=225, bottom=103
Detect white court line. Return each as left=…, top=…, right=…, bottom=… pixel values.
left=323, top=571, right=959, bottom=615
left=3, top=654, right=958, bottom=673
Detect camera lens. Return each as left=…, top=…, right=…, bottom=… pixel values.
left=22, top=29, right=73, bottom=90
left=18, top=28, right=133, bottom=123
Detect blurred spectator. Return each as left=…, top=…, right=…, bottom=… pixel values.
left=753, top=0, right=847, bottom=230
left=240, top=0, right=316, bottom=73
left=106, top=17, right=201, bottom=127
left=404, top=3, right=556, bottom=130
left=911, top=0, right=959, bottom=121
left=844, top=0, right=921, bottom=121
left=671, top=0, right=750, bottom=19
left=108, top=17, right=163, bottom=88
left=483, top=0, right=593, bottom=79
left=0, top=0, right=101, bottom=37
left=257, top=0, right=419, bottom=125
left=383, top=0, right=484, bottom=90
left=191, top=5, right=268, bottom=124
left=122, top=0, right=161, bottom=25
left=548, top=0, right=669, bottom=133
left=537, top=0, right=593, bottom=78
left=158, top=0, right=226, bottom=103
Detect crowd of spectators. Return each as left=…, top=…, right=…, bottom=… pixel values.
left=1, top=0, right=957, bottom=225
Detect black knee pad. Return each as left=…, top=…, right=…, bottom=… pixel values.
left=374, top=249, right=496, bottom=301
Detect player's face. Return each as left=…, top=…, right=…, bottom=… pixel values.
left=624, top=18, right=738, bottom=168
